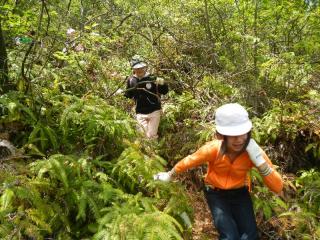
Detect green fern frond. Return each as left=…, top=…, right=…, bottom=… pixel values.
left=94, top=194, right=184, bottom=240
left=59, top=95, right=136, bottom=156
left=278, top=209, right=319, bottom=238
left=27, top=122, right=59, bottom=152
left=75, top=189, right=87, bottom=221
left=0, top=188, right=15, bottom=211
left=51, top=157, right=69, bottom=189
left=98, top=182, right=124, bottom=204
left=28, top=178, right=52, bottom=194
left=86, top=194, right=102, bottom=220
left=0, top=93, right=37, bottom=123
left=14, top=218, right=43, bottom=240
left=30, top=154, right=72, bottom=189
left=43, top=126, right=59, bottom=150
left=72, top=181, right=104, bottom=221
left=0, top=223, right=13, bottom=239
left=26, top=208, right=52, bottom=233
left=161, top=184, right=193, bottom=218
left=49, top=202, right=71, bottom=233
left=111, top=147, right=167, bottom=193
left=296, top=169, right=320, bottom=212
left=140, top=211, right=183, bottom=240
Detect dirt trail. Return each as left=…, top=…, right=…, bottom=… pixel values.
left=186, top=189, right=219, bottom=240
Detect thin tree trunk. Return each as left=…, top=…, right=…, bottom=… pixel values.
left=252, top=0, right=259, bottom=112
left=253, top=0, right=258, bottom=79
left=204, top=0, right=214, bottom=46
left=203, top=0, right=220, bottom=70
left=0, top=21, right=10, bottom=94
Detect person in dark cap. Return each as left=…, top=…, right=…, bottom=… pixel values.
left=124, top=55, right=169, bottom=139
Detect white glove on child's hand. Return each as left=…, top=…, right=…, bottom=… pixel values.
left=153, top=169, right=175, bottom=182
left=153, top=172, right=171, bottom=182
left=115, top=89, right=124, bottom=95
left=156, top=77, right=165, bottom=85
left=246, top=139, right=266, bottom=167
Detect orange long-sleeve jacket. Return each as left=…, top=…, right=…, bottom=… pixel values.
left=174, top=140, right=283, bottom=193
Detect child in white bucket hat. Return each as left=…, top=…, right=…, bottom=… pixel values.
left=154, top=103, right=283, bottom=239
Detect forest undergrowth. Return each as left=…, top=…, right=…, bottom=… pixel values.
left=1, top=0, right=320, bottom=239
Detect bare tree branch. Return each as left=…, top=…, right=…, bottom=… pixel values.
left=43, top=1, right=51, bottom=36
left=67, top=0, right=72, bottom=13
left=113, top=13, right=133, bottom=31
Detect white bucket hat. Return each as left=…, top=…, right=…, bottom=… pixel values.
left=215, top=103, right=252, bottom=136
left=130, top=55, right=147, bottom=69
left=132, top=62, right=147, bottom=69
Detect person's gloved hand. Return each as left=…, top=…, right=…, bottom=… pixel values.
left=115, top=88, right=124, bottom=95
left=129, top=77, right=138, bottom=88
left=155, top=77, right=165, bottom=85
left=246, top=139, right=266, bottom=167
left=153, top=169, right=175, bottom=182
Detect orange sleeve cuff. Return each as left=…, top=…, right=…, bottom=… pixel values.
left=263, top=170, right=283, bottom=194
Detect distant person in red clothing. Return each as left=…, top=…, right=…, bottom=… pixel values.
left=154, top=103, right=283, bottom=240
left=124, top=55, right=168, bottom=139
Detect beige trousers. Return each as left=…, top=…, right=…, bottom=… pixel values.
left=136, top=110, right=161, bottom=139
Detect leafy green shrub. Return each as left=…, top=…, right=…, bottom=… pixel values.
left=60, top=95, right=136, bottom=157
left=0, top=147, right=194, bottom=239
left=199, top=75, right=240, bottom=102
left=259, top=53, right=313, bottom=102
left=253, top=99, right=312, bottom=144
left=250, top=169, right=287, bottom=220
left=0, top=92, right=60, bottom=154
left=278, top=210, right=320, bottom=240
left=94, top=193, right=183, bottom=240
left=159, top=183, right=194, bottom=232
left=252, top=169, right=320, bottom=239
left=252, top=97, right=320, bottom=171
left=160, top=91, right=202, bottom=133
left=110, top=145, right=167, bottom=193
left=0, top=174, right=59, bottom=239
left=295, top=169, right=320, bottom=213
left=0, top=92, right=36, bottom=125
left=0, top=153, right=123, bottom=239
left=27, top=154, right=125, bottom=238
left=158, top=91, right=215, bottom=162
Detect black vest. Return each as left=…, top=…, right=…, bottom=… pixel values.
left=125, top=74, right=169, bottom=114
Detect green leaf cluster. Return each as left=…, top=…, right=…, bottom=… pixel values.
left=60, top=95, right=136, bottom=157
